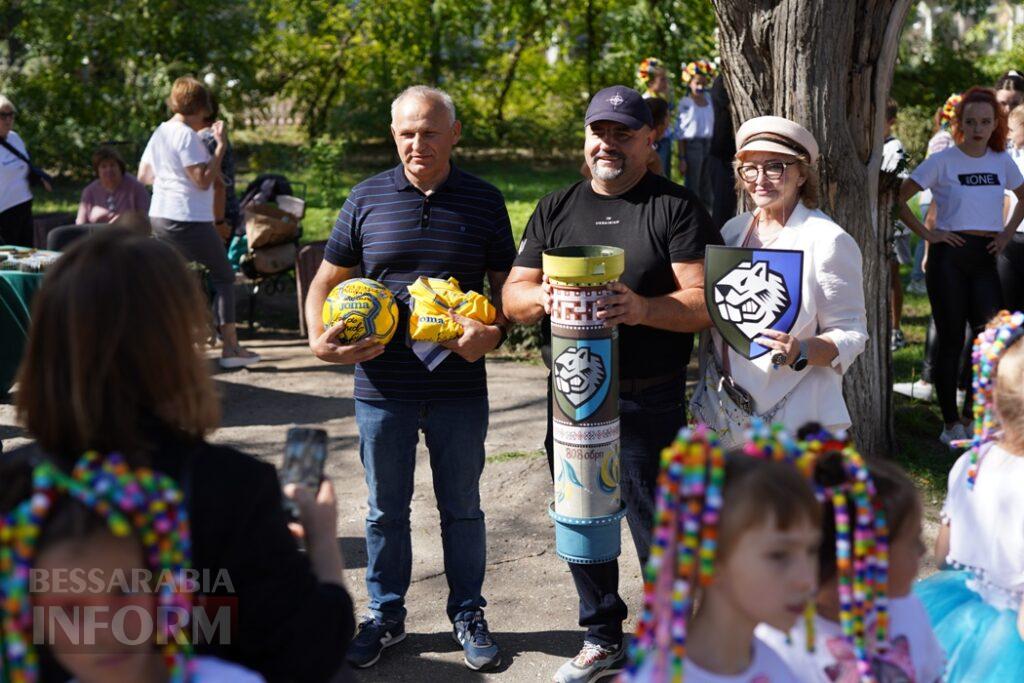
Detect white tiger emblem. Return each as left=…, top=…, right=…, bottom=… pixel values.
left=554, top=347, right=606, bottom=407
left=713, top=260, right=791, bottom=340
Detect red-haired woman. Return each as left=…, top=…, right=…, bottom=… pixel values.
left=899, top=86, right=1024, bottom=445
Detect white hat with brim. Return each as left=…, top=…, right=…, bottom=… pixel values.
left=735, top=115, right=819, bottom=164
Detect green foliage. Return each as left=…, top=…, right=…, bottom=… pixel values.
left=0, top=0, right=266, bottom=176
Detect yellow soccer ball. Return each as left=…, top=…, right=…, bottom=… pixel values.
left=322, top=278, right=399, bottom=345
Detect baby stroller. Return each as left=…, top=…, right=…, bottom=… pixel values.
left=235, top=174, right=307, bottom=329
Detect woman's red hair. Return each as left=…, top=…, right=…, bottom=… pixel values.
left=953, top=86, right=1008, bottom=152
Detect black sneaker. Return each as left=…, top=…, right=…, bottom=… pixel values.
left=346, top=615, right=406, bottom=669
left=452, top=610, right=501, bottom=671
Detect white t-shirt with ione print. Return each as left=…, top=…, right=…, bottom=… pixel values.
left=909, top=146, right=1024, bottom=233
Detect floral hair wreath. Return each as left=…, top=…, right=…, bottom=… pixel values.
left=0, top=452, right=194, bottom=683
left=952, top=310, right=1024, bottom=488
left=941, top=93, right=962, bottom=129
left=638, top=57, right=664, bottom=85
left=680, top=59, right=716, bottom=85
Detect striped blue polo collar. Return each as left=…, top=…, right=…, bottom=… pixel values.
left=391, top=162, right=464, bottom=193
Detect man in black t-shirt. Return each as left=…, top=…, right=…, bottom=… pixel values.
left=503, top=85, right=721, bottom=683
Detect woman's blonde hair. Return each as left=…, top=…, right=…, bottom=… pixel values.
left=16, top=229, right=220, bottom=462
left=734, top=155, right=820, bottom=210
left=996, top=335, right=1024, bottom=447
left=0, top=94, right=15, bottom=113
left=167, top=76, right=210, bottom=116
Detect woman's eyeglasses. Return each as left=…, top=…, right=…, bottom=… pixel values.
left=737, top=160, right=798, bottom=182
left=0, top=111, right=14, bottom=120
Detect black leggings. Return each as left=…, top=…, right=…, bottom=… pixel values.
left=926, top=235, right=1005, bottom=423
left=997, top=233, right=1024, bottom=312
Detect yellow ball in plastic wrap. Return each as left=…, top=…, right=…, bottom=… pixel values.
left=322, top=278, right=399, bottom=345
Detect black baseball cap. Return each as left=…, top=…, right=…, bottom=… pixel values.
left=585, top=86, right=654, bottom=130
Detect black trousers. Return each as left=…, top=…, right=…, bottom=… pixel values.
left=545, top=377, right=686, bottom=646
left=0, top=199, right=33, bottom=247
left=926, top=236, right=1004, bottom=423
left=997, top=232, right=1024, bottom=313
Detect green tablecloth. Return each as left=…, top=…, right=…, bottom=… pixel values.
left=1, top=263, right=45, bottom=393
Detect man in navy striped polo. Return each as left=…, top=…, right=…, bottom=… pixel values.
left=305, top=85, right=515, bottom=672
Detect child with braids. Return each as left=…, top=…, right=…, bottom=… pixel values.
left=915, top=310, right=1024, bottom=681
left=757, top=426, right=944, bottom=682
left=0, top=453, right=262, bottom=682
left=622, top=426, right=820, bottom=682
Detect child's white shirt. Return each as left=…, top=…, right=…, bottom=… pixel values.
left=756, top=595, right=945, bottom=683
left=684, top=637, right=797, bottom=682
left=942, top=444, right=1024, bottom=609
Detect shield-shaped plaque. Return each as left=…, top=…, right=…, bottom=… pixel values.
left=704, top=245, right=804, bottom=360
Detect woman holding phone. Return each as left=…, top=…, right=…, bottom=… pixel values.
left=6, top=229, right=354, bottom=682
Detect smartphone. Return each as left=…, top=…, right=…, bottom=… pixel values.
left=280, top=427, right=328, bottom=520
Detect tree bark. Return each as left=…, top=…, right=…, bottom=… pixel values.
left=711, top=0, right=913, bottom=457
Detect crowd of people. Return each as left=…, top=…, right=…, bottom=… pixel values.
left=0, top=54, right=1023, bottom=683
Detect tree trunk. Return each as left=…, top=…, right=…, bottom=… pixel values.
left=711, top=0, right=913, bottom=457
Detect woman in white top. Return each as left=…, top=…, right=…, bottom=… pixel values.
left=690, top=116, right=867, bottom=447
left=898, top=85, right=1024, bottom=445
left=0, top=94, right=50, bottom=247
left=676, top=59, right=715, bottom=210
left=139, top=77, right=258, bottom=368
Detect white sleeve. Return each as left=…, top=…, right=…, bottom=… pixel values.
left=909, top=152, right=941, bottom=190
left=1007, top=154, right=1024, bottom=191
left=941, top=452, right=971, bottom=524
left=178, top=128, right=211, bottom=168
left=139, top=135, right=154, bottom=168
left=813, top=229, right=868, bottom=373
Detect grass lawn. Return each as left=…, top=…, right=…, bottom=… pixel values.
left=33, top=135, right=955, bottom=495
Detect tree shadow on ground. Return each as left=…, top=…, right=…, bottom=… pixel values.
left=338, top=536, right=368, bottom=570
left=214, top=380, right=354, bottom=427
left=1, top=424, right=25, bottom=442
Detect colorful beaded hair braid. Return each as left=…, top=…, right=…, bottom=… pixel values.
left=801, top=429, right=890, bottom=683
left=638, top=57, right=664, bottom=86
left=953, top=310, right=1024, bottom=488
left=680, top=59, right=716, bottom=85
left=624, top=425, right=725, bottom=682
left=0, top=452, right=194, bottom=683
left=941, top=93, right=962, bottom=129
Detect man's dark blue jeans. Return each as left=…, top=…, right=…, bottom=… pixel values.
left=356, top=397, right=489, bottom=623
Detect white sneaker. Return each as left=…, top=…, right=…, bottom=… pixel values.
left=939, top=423, right=968, bottom=447
left=219, top=353, right=261, bottom=369
left=554, top=641, right=625, bottom=683
left=893, top=380, right=935, bottom=401
left=907, top=280, right=927, bottom=295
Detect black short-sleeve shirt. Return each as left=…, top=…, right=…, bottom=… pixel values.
left=514, top=172, right=721, bottom=380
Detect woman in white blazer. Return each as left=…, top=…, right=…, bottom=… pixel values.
left=691, top=115, right=868, bottom=446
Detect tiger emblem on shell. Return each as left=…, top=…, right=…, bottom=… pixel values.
left=554, top=347, right=606, bottom=408
left=713, top=260, right=791, bottom=341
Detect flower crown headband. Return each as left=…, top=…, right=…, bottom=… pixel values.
left=941, top=93, right=962, bottom=129
left=638, top=57, right=664, bottom=85
left=681, top=59, right=716, bottom=85
left=0, top=452, right=194, bottom=683
left=953, top=310, right=1024, bottom=487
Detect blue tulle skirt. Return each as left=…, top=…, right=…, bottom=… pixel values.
left=915, top=570, right=1024, bottom=682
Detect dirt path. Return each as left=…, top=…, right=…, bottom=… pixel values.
left=0, top=333, right=940, bottom=682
